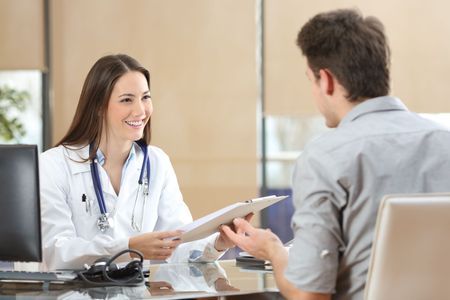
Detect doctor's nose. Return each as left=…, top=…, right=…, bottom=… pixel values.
left=133, top=100, right=150, bottom=117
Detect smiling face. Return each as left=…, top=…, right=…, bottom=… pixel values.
left=102, top=71, right=152, bottom=148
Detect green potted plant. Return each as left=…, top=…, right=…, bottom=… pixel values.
left=0, top=85, right=30, bottom=142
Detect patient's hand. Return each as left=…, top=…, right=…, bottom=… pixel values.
left=215, top=213, right=254, bottom=251
left=221, top=218, right=285, bottom=261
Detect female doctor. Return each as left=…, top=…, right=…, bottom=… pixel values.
left=40, top=54, right=238, bottom=270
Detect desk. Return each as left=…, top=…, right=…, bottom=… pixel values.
left=0, top=260, right=281, bottom=299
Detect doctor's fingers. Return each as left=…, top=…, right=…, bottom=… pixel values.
left=145, top=234, right=181, bottom=249
left=143, top=247, right=176, bottom=260
left=163, top=238, right=182, bottom=249
left=154, top=230, right=183, bottom=240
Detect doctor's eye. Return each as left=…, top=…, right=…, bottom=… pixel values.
left=142, top=95, right=151, bottom=102
left=120, top=97, right=133, bottom=103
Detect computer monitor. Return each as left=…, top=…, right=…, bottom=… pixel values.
left=0, top=144, right=42, bottom=262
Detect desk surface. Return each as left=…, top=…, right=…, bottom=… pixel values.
left=0, top=260, right=280, bottom=299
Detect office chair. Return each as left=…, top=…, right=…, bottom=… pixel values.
left=365, top=193, right=450, bottom=300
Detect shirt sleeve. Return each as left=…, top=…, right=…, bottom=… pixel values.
left=284, top=149, right=347, bottom=294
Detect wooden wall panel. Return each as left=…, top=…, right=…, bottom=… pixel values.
left=50, top=0, right=257, bottom=218
left=0, top=0, right=45, bottom=70
left=264, top=0, right=450, bottom=115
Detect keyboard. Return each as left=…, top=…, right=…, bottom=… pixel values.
left=0, top=270, right=77, bottom=282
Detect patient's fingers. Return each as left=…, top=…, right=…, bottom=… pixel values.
left=233, top=218, right=257, bottom=235
left=221, top=225, right=247, bottom=248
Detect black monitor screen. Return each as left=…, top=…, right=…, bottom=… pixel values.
left=0, top=144, right=41, bottom=262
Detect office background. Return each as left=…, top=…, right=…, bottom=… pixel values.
left=1, top=0, right=450, bottom=229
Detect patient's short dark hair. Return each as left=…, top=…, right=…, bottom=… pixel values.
left=297, top=9, right=390, bottom=101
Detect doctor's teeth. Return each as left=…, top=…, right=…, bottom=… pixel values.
left=126, top=121, right=143, bottom=126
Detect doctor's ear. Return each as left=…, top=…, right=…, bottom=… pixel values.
left=318, top=69, right=335, bottom=96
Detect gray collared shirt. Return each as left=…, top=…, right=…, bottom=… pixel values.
left=285, top=96, right=450, bottom=300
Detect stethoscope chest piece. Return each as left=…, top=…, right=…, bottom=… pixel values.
left=90, top=140, right=150, bottom=233
left=97, top=213, right=113, bottom=232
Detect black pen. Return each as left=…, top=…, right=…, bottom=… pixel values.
left=82, top=194, right=88, bottom=213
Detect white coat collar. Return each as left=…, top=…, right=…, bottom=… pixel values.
left=64, top=145, right=91, bottom=175
left=63, top=143, right=141, bottom=175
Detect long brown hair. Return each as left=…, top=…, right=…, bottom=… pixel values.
left=57, top=54, right=151, bottom=161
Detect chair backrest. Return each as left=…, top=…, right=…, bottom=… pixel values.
left=365, top=193, right=450, bottom=300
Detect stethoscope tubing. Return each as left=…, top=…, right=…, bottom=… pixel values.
left=136, top=140, right=150, bottom=185
left=90, top=140, right=150, bottom=227
left=90, top=158, right=107, bottom=215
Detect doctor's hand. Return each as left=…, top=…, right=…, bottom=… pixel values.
left=221, top=218, right=285, bottom=261
left=129, top=230, right=183, bottom=260
left=215, top=213, right=254, bottom=251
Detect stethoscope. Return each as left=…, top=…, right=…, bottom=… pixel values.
left=90, top=140, right=150, bottom=233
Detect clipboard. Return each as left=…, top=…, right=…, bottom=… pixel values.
left=178, top=195, right=288, bottom=243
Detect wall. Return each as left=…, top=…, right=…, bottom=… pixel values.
left=264, top=0, right=450, bottom=115
left=50, top=0, right=258, bottom=218
left=3, top=0, right=450, bottom=219
left=0, top=0, right=44, bottom=70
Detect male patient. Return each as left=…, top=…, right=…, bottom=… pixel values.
left=222, top=8, right=450, bottom=300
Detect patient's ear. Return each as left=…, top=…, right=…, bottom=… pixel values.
left=318, top=69, right=335, bottom=96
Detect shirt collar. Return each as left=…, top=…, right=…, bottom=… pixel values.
left=95, top=144, right=136, bottom=168
left=65, top=143, right=138, bottom=175
left=339, top=96, right=408, bottom=127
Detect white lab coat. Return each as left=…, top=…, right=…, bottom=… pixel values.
left=39, top=144, right=221, bottom=271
